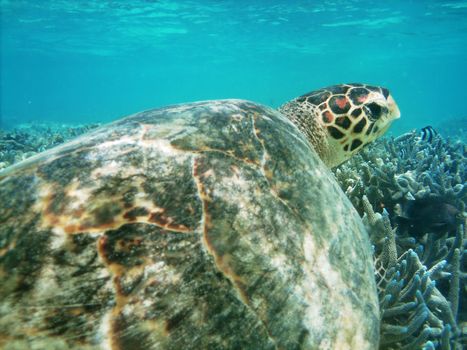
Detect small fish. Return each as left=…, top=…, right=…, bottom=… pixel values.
left=396, top=196, right=462, bottom=237
left=420, top=125, right=438, bottom=143
left=398, top=148, right=407, bottom=158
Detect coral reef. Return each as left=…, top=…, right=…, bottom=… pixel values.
left=334, top=131, right=466, bottom=349
left=363, top=197, right=465, bottom=349
left=334, top=131, right=466, bottom=217
left=0, top=122, right=99, bottom=170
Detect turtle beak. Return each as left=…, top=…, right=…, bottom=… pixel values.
left=387, top=94, right=401, bottom=120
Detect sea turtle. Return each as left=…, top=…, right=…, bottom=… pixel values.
left=0, top=84, right=400, bottom=350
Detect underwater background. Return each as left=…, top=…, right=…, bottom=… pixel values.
left=1, top=0, right=467, bottom=135
left=0, top=1, right=466, bottom=349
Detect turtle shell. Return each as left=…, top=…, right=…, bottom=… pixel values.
left=0, top=100, right=379, bottom=349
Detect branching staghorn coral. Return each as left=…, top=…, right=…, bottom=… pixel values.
left=334, top=130, right=466, bottom=348
left=335, top=131, right=466, bottom=216
left=363, top=196, right=465, bottom=349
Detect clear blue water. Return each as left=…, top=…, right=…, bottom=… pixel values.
left=1, top=0, right=467, bottom=135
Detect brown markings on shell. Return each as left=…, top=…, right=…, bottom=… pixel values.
left=71, top=206, right=87, bottom=218
left=40, top=182, right=193, bottom=236
left=115, top=237, right=144, bottom=255
left=63, top=207, right=192, bottom=235
left=148, top=211, right=191, bottom=232
left=97, top=234, right=128, bottom=348
left=214, top=253, right=249, bottom=304
left=192, top=156, right=213, bottom=231
left=41, top=189, right=100, bottom=235
left=97, top=232, right=156, bottom=349
left=98, top=237, right=125, bottom=349
left=123, top=207, right=150, bottom=221
left=192, top=156, right=250, bottom=306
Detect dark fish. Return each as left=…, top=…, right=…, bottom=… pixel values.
left=420, top=125, right=438, bottom=143
left=396, top=196, right=461, bottom=237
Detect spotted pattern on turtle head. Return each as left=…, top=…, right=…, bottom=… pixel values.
left=279, top=83, right=400, bottom=167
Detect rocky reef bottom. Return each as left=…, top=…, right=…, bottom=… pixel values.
left=0, top=122, right=465, bottom=349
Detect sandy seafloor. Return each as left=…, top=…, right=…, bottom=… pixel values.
left=0, top=121, right=466, bottom=349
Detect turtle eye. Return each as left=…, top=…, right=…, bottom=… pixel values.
left=364, top=102, right=382, bottom=120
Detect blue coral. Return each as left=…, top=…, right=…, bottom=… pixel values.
left=336, top=131, right=466, bottom=349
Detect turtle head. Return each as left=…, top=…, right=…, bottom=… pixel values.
left=279, top=83, right=400, bottom=168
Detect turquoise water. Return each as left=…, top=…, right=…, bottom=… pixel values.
left=1, top=0, right=467, bottom=135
